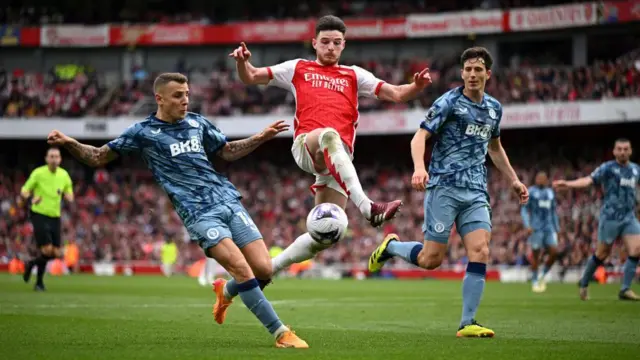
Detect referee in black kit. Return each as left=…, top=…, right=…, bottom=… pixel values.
left=20, top=147, right=74, bottom=291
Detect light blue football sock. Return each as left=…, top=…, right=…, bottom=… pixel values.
left=385, top=240, right=423, bottom=266
left=621, top=257, right=638, bottom=292
left=237, top=278, right=285, bottom=335
left=460, top=262, right=486, bottom=327
left=531, top=268, right=539, bottom=283
left=579, top=255, right=603, bottom=288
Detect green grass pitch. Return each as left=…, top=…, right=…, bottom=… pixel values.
left=1, top=274, right=638, bottom=359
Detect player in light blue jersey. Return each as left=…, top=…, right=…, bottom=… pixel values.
left=521, top=171, right=560, bottom=293
left=46, top=73, right=309, bottom=348
left=368, top=47, right=529, bottom=338
left=554, top=139, right=640, bottom=301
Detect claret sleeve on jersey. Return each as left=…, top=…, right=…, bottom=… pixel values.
left=107, top=124, right=143, bottom=155
left=420, top=96, right=451, bottom=134
left=352, top=65, right=385, bottom=98
left=590, top=162, right=609, bottom=185
left=267, top=59, right=300, bottom=89
left=202, top=118, right=228, bottom=154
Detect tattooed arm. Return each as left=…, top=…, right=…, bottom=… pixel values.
left=48, top=130, right=119, bottom=167
left=216, top=134, right=265, bottom=162
left=64, top=140, right=119, bottom=167
left=216, top=120, right=289, bottom=162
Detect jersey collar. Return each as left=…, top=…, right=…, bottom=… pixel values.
left=459, top=86, right=488, bottom=108
left=149, top=112, right=185, bottom=125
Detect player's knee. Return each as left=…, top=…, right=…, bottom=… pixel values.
left=252, top=260, right=273, bottom=280
left=628, top=244, right=640, bottom=257
left=227, top=258, right=254, bottom=283
left=418, top=251, right=443, bottom=270
left=595, top=246, right=611, bottom=260
left=467, top=242, right=490, bottom=263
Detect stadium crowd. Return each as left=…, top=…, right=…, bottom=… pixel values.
left=0, top=65, right=103, bottom=118
left=1, top=1, right=581, bottom=25
left=1, top=138, right=636, bottom=271
left=3, top=54, right=639, bottom=119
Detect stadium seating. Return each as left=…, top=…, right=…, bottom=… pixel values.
left=0, top=65, right=104, bottom=118
left=0, top=1, right=581, bottom=26
left=0, top=0, right=637, bottom=275
left=3, top=56, right=638, bottom=118
left=1, top=139, right=635, bottom=269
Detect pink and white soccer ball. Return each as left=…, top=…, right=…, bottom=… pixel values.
left=306, top=203, right=349, bottom=245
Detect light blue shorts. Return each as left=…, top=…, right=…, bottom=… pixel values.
left=188, top=200, right=263, bottom=250
left=528, top=231, right=558, bottom=250
left=422, top=186, right=492, bottom=244
left=598, top=217, right=640, bottom=245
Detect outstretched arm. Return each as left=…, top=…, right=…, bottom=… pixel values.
left=554, top=162, right=608, bottom=191
left=377, top=68, right=432, bottom=103
left=230, top=42, right=272, bottom=85
left=217, top=120, right=289, bottom=162
left=553, top=176, right=593, bottom=190
left=64, top=141, right=119, bottom=167
left=48, top=130, right=119, bottom=167
left=217, top=135, right=265, bottom=162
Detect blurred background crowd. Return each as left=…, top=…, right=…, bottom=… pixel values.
left=1, top=0, right=639, bottom=274
left=0, top=130, right=636, bottom=271
left=3, top=54, right=639, bottom=118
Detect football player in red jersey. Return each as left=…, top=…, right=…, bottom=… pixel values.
left=212, top=16, right=431, bottom=322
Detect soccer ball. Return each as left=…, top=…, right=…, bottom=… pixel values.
left=306, top=203, right=349, bottom=245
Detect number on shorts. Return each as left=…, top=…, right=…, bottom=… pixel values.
left=236, top=211, right=257, bottom=229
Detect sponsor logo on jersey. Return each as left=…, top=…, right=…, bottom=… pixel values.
left=620, top=177, right=636, bottom=187
left=538, top=200, right=552, bottom=209
left=464, top=123, right=492, bottom=139
left=304, top=72, right=350, bottom=93
left=169, top=136, right=202, bottom=157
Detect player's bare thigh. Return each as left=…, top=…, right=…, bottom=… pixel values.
left=239, top=239, right=273, bottom=280
left=622, top=234, right=640, bottom=257
left=315, top=186, right=348, bottom=209
left=205, top=238, right=254, bottom=283
left=303, top=128, right=331, bottom=173
left=595, top=242, right=613, bottom=259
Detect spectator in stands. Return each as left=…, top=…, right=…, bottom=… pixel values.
left=83, top=54, right=637, bottom=118
left=0, top=141, right=631, bottom=270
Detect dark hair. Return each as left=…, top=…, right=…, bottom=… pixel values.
left=615, top=138, right=631, bottom=146
left=153, top=72, right=188, bottom=93
left=460, top=47, right=493, bottom=70
left=315, top=15, right=347, bottom=35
